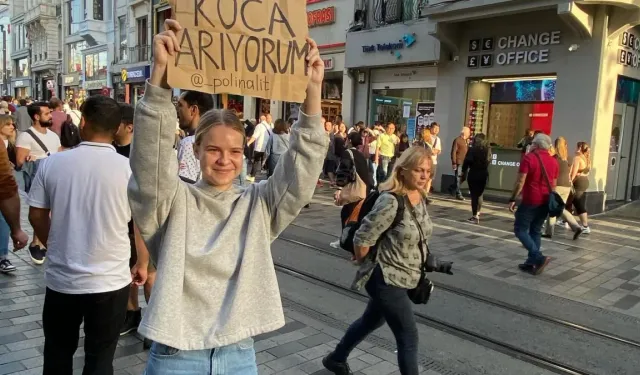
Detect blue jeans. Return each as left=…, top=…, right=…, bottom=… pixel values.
left=331, top=267, right=419, bottom=375
left=0, top=212, right=9, bottom=259
left=514, top=204, right=549, bottom=265
left=378, top=156, right=392, bottom=183
left=144, top=338, right=257, bottom=375
left=368, top=157, right=377, bottom=186
left=449, top=166, right=462, bottom=197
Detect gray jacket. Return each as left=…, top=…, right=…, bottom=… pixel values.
left=128, top=81, right=328, bottom=350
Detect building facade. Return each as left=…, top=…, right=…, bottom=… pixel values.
left=282, top=0, right=353, bottom=124
left=344, top=0, right=640, bottom=213
left=112, top=0, right=152, bottom=105
left=23, top=0, right=62, bottom=101
left=62, top=0, right=113, bottom=103
left=9, top=0, right=31, bottom=99
left=0, top=4, right=12, bottom=96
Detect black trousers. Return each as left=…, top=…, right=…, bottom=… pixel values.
left=43, top=285, right=130, bottom=375
left=468, top=172, right=488, bottom=216
left=251, top=151, right=265, bottom=177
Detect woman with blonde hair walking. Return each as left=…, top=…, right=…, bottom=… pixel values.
left=543, top=137, right=583, bottom=239
left=324, top=146, right=435, bottom=375
left=129, top=20, right=327, bottom=374
left=570, top=141, right=592, bottom=233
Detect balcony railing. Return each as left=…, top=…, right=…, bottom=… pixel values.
left=350, top=0, right=427, bottom=31
left=129, top=45, right=150, bottom=63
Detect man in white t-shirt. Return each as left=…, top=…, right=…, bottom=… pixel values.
left=15, top=102, right=61, bottom=265
left=28, top=95, right=134, bottom=374
left=428, top=122, right=442, bottom=194
left=15, top=103, right=61, bottom=162
left=248, top=114, right=272, bottom=182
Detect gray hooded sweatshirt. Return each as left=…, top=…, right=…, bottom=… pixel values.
left=128, top=82, right=328, bottom=350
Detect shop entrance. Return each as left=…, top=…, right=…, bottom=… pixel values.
left=464, top=76, right=557, bottom=191
left=607, top=76, right=640, bottom=202
left=607, top=103, right=636, bottom=201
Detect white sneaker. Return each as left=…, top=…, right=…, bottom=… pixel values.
left=581, top=226, right=591, bottom=234
left=556, top=220, right=566, bottom=227
left=330, top=240, right=340, bottom=249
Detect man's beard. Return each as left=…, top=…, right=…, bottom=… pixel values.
left=40, top=120, right=53, bottom=128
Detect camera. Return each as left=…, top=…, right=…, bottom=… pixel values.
left=425, top=255, right=454, bottom=275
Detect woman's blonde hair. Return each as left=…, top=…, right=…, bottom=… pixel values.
left=0, top=114, right=16, bottom=145
left=194, top=109, right=246, bottom=147
left=379, top=146, right=432, bottom=197
left=555, top=137, right=568, bottom=161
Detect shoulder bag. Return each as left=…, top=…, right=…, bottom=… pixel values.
left=532, top=152, right=565, bottom=218
left=336, top=149, right=367, bottom=206
left=406, top=197, right=435, bottom=305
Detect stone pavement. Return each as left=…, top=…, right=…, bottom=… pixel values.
left=300, top=187, right=640, bottom=318
left=0, top=193, right=437, bottom=375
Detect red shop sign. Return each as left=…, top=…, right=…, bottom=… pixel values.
left=308, top=7, right=336, bottom=28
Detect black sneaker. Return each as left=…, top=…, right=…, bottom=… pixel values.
left=541, top=234, right=552, bottom=239
left=120, top=309, right=142, bottom=336
left=322, top=353, right=352, bottom=375
left=0, top=259, right=16, bottom=273
left=573, top=227, right=583, bottom=241
left=518, top=263, right=535, bottom=274
left=29, top=245, right=46, bottom=265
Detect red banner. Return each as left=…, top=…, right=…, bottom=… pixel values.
left=308, top=7, right=336, bottom=28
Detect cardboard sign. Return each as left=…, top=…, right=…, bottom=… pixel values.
left=168, top=0, right=310, bottom=103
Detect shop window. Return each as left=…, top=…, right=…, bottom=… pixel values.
left=227, top=95, right=244, bottom=119
left=466, top=77, right=556, bottom=149
left=615, top=76, right=640, bottom=105
left=369, top=88, right=436, bottom=136
left=84, top=51, right=108, bottom=81
left=68, top=41, right=87, bottom=72
left=15, top=58, right=29, bottom=77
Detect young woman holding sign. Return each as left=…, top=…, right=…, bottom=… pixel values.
left=128, top=20, right=327, bottom=374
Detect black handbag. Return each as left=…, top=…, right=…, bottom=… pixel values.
left=532, top=152, right=565, bottom=218
left=406, top=197, right=434, bottom=305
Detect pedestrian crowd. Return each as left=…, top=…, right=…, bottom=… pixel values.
left=0, top=19, right=595, bottom=375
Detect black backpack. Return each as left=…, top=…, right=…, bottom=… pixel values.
left=60, top=115, right=81, bottom=148
left=339, top=191, right=405, bottom=254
